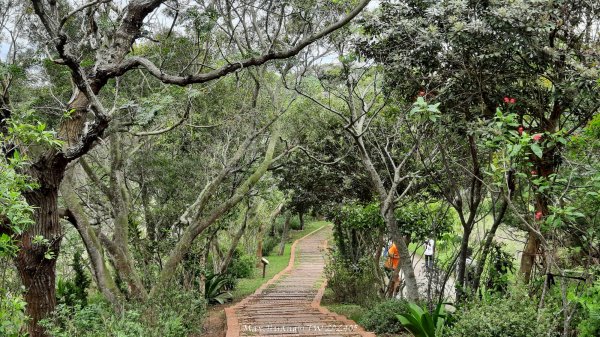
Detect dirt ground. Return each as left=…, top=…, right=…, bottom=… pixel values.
left=195, top=302, right=232, bottom=337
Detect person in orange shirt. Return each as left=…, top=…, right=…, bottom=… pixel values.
left=385, top=243, right=401, bottom=297
left=388, top=243, right=400, bottom=269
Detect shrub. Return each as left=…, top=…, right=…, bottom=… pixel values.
left=41, top=287, right=206, bottom=337
left=56, top=250, right=91, bottom=309
left=324, top=252, right=379, bottom=307
left=575, top=281, right=600, bottom=337
left=229, top=252, right=255, bottom=279
left=484, top=242, right=514, bottom=294
left=289, top=216, right=302, bottom=230
left=261, top=235, right=278, bottom=256
left=447, top=294, right=557, bottom=337
left=359, top=299, right=409, bottom=334
left=0, top=291, right=27, bottom=337
left=221, top=251, right=256, bottom=289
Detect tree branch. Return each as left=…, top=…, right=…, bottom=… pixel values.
left=102, top=0, right=371, bottom=85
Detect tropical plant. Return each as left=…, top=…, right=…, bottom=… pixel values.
left=397, top=302, right=451, bottom=337
left=204, top=273, right=233, bottom=304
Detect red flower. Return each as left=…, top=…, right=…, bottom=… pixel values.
left=509, top=98, right=516, bottom=104
left=535, top=211, right=543, bottom=221
left=531, top=170, right=537, bottom=176
left=532, top=134, right=542, bottom=141
left=418, top=91, right=426, bottom=97
left=503, top=97, right=510, bottom=103
left=518, top=126, right=524, bottom=135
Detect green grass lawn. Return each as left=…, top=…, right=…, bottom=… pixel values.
left=232, top=221, right=328, bottom=300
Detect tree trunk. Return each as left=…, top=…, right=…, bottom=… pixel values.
left=519, top=231, right=541, bottom=282
left=141, top=181, right=157, bottom=263
left=385, top=264, right=401, bottom=298
left=107, top=135, right=148, bottom=299
left=98, top=232, right=147, bottom=299
left=12, top=88, right=92, bottom=337
left=519, top=166, right=553, bottom=282
left=278, top=212, right=292, bottom=256
left=220, top=214, right=249, bottom=274
left=257, top=203, right=283, bottom=265
left=256, top=222, right=264, bottom=266
left=199, top=243, right=208, bottom=297
left=298, top=211, right=305, bottom=230
left=61, top=174, right=120, bottom=307
left=148, top=131, right=278, bottom=298
left=455, top=227, right=471, bottom=300
left=374, top=232, right=386, bottom=293
left=354, top=133, right=420, bottom=302
left=473, top=199, right=509, bottom=292
left=385, top=210, right=420, bottom=301
left=17, top=184, right=62, bottom=337
left=518, top=103, right=563, bottom=283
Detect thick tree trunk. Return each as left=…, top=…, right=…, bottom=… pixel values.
left=519, top=231, right=541, bottom=282
left=13, top=89, right=91, bottom=337
left=17, top=184, right=62, bottom=337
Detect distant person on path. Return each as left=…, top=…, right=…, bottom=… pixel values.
left=424, top=238, right=434, bottom=270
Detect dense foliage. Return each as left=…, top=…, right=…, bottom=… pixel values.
left=0, top=0, right=598, bottom=336
left=447, top=293, right=557, bottom=337
left=358, top=299, right=409, bottom=335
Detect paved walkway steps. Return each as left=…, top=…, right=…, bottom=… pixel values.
left=225, top=226, right=375, bottom=337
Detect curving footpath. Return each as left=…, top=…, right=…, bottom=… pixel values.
left=225, top=226, right=375, bottom=337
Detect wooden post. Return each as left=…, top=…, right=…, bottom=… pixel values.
left=261, top=257, right=269, bottom=278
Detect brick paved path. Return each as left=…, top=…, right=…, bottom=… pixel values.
left=225, top=226, right=375, bottom=337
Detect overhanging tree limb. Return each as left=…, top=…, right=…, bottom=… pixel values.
left=149, top=126, right=281, bottom=297
left=102, top=0, right=371, bottom=86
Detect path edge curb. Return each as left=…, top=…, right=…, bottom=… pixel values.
left=225, top=224, right=329, bottom=337
left=310, top=238, right=377, bottom=337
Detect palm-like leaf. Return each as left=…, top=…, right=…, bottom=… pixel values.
left=204, top=273, right=233, bottom=304
left=397, top=302, right=452, bottom=337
